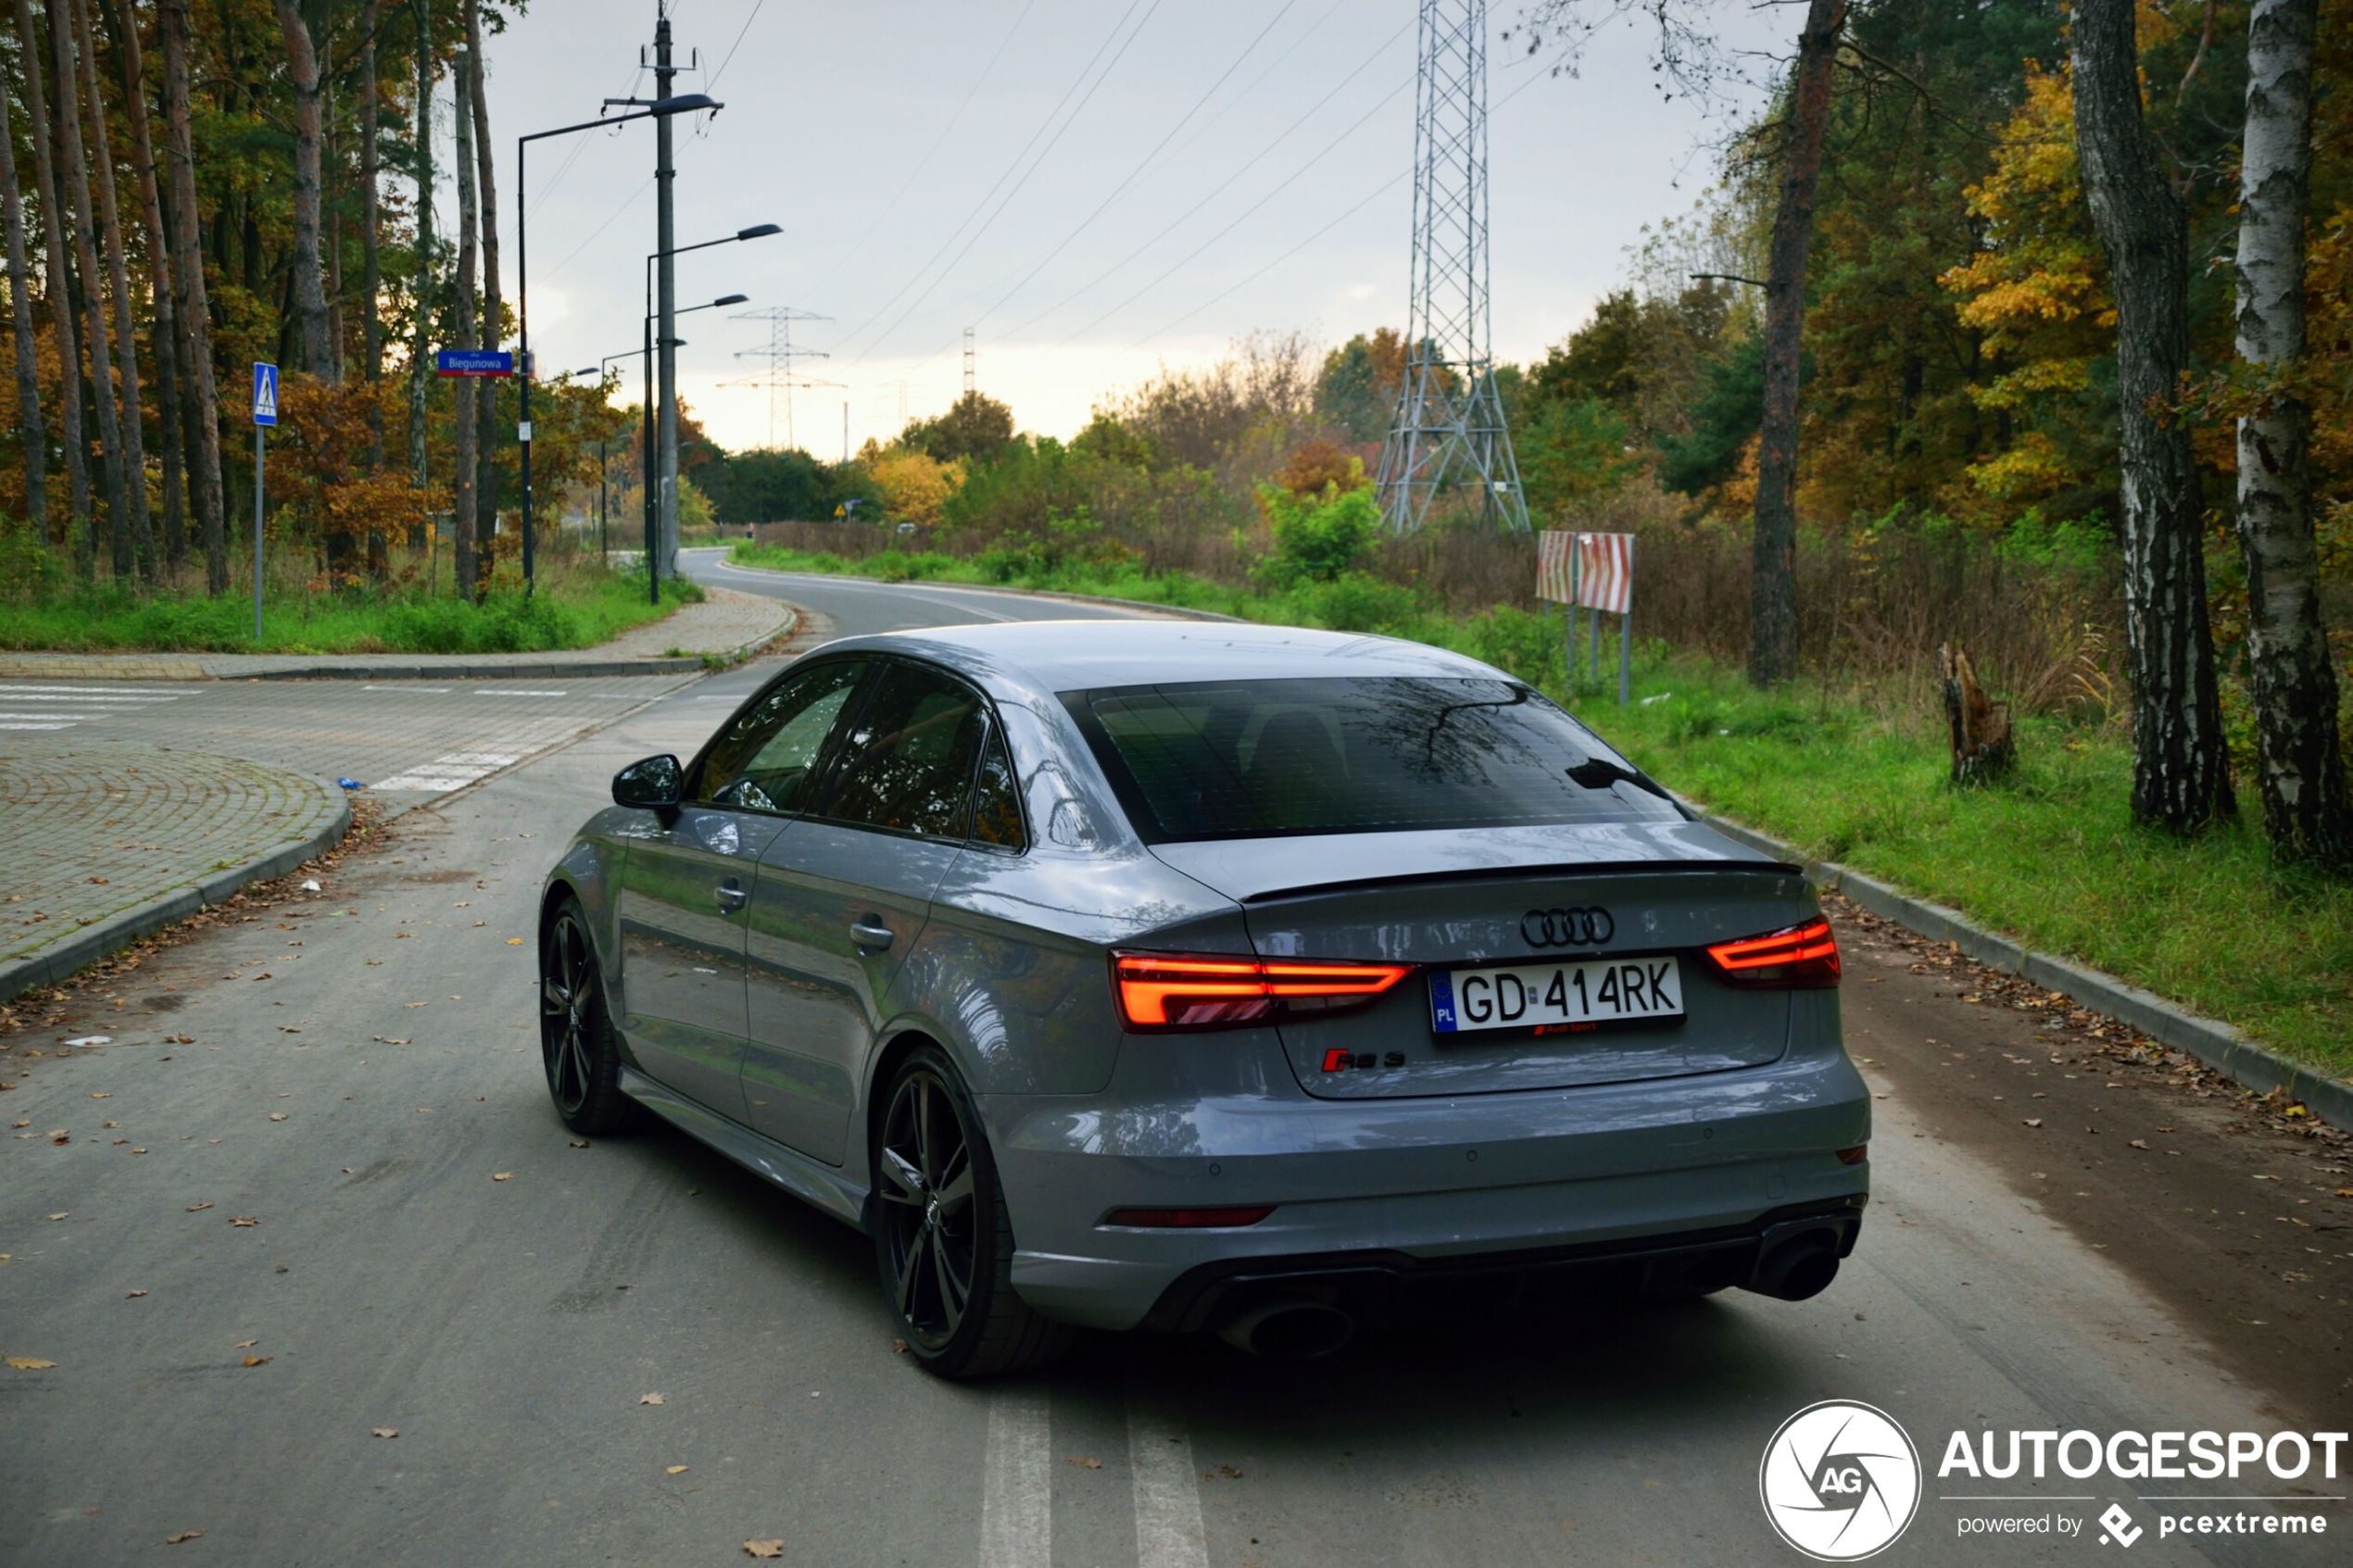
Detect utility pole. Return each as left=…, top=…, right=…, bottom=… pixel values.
left=727, top=307, right=833, bottom=448
left=1375, top=0, right=1528, bottom=533
left=654, top=4, right=680, bottom=579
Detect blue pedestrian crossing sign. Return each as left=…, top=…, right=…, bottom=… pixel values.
left=252, top=362, right=279, bottom=427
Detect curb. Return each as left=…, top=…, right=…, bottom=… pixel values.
left=706, top=556, right=1252, bottom=624
left=1688, top=804, right=2353, bottom=1133
left=0, top=608, right=798, bottom=684
left=0, top=776, right=353, bottom=1005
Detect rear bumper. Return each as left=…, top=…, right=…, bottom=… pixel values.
left=1134, top=1198, right=1864, bottom=1333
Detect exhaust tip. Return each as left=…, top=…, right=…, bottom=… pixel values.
left=1749, top=1238, right=1841, bottom=1301
left=1217, top=1299, right=1355, bottom=1360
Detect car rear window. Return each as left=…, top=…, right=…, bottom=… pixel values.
left=1066, top=677, right=1680, bottom=842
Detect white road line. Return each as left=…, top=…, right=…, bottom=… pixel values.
left=360, top=685, right=453, bottom=693
left=0, top=693, right=180, bottom=703
left=0, top=712, right=98, bottom=721
left=0, top=721, right=75, bottom=730
left=0, top=685, right=187, bottom=695
left=1127, top=1393, right=1210, bottom=1568
left=475, top=689, right=568, bottom=697
left=371, top=751, right=522, bottom=793
left=979, top=1386, right=1052, bottom=1568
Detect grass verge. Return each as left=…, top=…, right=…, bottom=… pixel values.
left=729, top=538, right=2353, bottom=1077
left=0, top=564, right=701, bottom=656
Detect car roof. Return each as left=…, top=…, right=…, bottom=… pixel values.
left=818, top=618, right=1508, bottom=695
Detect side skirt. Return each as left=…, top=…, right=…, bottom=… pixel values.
left=620, top=1065, right=871, bottom=1233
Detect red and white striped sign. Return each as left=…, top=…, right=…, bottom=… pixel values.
left=1536, top=531, right=1574, bottom=604
left=1575, top=532, right=1632, bottom=615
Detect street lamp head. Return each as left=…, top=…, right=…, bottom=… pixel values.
left=652, top=94, right=720, bottom=117
left=712, top=294, right=750, bottom=307
left=736, top=223, right=783, bottom=241
left=574, top=367, right=601, bottom=379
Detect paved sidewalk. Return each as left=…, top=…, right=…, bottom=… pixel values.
left=0, top=742, right=348, bottom=999
left=0, top=585, right=794, bottom=682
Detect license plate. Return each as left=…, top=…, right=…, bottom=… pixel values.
left=1429, top=957, right=1684, bottom=1034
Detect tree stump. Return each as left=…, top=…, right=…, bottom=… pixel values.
left=1940, top=642, right=2014, bottom=784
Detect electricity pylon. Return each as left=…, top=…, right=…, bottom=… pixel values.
left=1375, top=0, right=1529, bottom=533
left=729, top=307, right=835, bottom=450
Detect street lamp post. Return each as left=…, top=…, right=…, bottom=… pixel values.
left=514, top=91, right=716, bottom=596
left=638, top=229, right=778, bottom=602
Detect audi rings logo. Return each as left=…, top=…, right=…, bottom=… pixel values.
left=1759, top=1400, right=1921, bottom=1561
left=1521, top=906, right=1614, bottom=948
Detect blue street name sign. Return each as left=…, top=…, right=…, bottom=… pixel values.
left=251, top=361, right=278, bottom=426
left=435, top=349, right=515, bottom=377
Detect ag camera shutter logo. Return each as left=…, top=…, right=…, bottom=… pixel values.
left=1760, top=1400, right=1922, bottom=1560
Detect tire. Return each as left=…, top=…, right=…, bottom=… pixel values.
left=540, top=897, right=636, bottom=1135
left=873, top=1046, right=1074, bottom=1379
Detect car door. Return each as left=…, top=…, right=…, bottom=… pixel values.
left=742, top=659, right=994, bottom=1164
left=612, top=659, right=869, bottom=1117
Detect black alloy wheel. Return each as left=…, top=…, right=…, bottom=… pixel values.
left=873, top=1047, right=1073, bottom=1378
left=539, top=899, right=635, bottom=1135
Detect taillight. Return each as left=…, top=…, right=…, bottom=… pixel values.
left=1704, top=918, right=1842, bottom=988
left=1110, top=950, right=1415, bottom=1031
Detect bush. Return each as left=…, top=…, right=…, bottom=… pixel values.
left=1259, top=483, right=1381, bottom=585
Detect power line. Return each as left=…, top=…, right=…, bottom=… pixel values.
left=705, top=0, right=763, bottom=89
left=837, top=0, right=1160, bottom=364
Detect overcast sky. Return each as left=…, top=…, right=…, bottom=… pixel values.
left=485, top=0, right=1792, bottom=454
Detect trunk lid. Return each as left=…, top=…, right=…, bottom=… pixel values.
left=1151, top=828, right=1809, bottom=1100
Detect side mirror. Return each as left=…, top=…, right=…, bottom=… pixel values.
left=612, top=754, right=684, bottom=811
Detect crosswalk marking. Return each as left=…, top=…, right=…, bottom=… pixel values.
left=0, top=686, right=183, bottom=731
left=1128, top=1394, right=1211, bottom=1568
left=980, top=1387, right=1052, bottom=1568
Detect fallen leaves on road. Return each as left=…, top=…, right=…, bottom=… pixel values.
left=185, top=1202, right=211, bottom=1212
left=666, top=1465, right=688, bottom=1474
left=90, top=1091, right=110, bottom=1098
left=639, top=1393, right=665, bottom=1405
left=269, top=1113, right=287, bottom=1123
left=1066, top=1457, right=1101, bottom=1469
left=164, top=1530, right=203, bottom=1544
left=891, top=1338, right=907, bottom=1354
left=237, top=1340, right=258, bottom=1348
left=569, top=1139, right=591, bottom=1149
left=2023, top=1119, right=2043, bottom=1128
left=127, top=1289, right=147, bottom=1298
left=249, top=973, right=271, bottom=982
left=372, top=1428, right=397, bottom=1439
left=229, top=1217, right=258, bottom=1227
left=493, top=1173, right=511, bottom=1182
left=404, top=1001, right=427, bottom=1008
left=277, top=1026, right=300, bottom=1035
left=2128, top=1138, right=2149, bottom=1149
left=6, top=1356, right=57, bottom=1370
left=45, top=1212, right=66, bottom=1222
left=373, top=1036, right=410, bottom=1046
left=744, top=1543, right=784, bottom=1560
left=242, top=1356, right=271, bottom=1368
left=171, top=1035, right=194, bottom=1044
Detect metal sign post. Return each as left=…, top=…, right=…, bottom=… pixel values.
left=251, top=362, right=277, bottom=642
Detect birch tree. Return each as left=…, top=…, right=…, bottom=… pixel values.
left=406, top=0, right=434, bottom=487
left=2233, top=0, right=2349, bottom=870
left=2070, top=0, right=2235, bottom=833
left=360, top=0, right=384, bottom=466
left=273, top=0, right=335, bottom=379
left=451, top=36, right=479, bottom=598
left=466, top=0, right=498, bottom=555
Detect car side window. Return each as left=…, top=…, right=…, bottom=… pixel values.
left=968, top=720, right=1024, bottom=850
left=696, top=659, right=868, bottom=813
left=818, top=662, right=988, bottom=838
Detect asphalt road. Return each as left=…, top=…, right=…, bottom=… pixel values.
left=1, top=571, right=2341, bottom=1566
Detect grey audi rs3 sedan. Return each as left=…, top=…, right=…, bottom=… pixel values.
left=537, top=621, right=1869, bottom=1377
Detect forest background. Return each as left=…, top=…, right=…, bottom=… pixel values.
left=1, top=0, right=2349, bottom=1064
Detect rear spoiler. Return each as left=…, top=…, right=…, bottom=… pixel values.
left=1240, top=858, right=1809, bottom=906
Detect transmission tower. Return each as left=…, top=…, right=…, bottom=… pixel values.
left=728, top=307, right=836, bottom=450
left=1375, top=0, right=1528, bottom=533
left=963, top=328, right=976, bottom=395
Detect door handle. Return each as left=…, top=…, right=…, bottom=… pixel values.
left=715, top=881, right=748, bottom=914
left=849, top=918, right=894, bottom=951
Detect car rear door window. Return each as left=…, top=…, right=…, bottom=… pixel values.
left=696, top=659, right=868, bottom=814
left=968, top=721, right=1024, bottom=850
left=817, top=662, right=989, bottom=838
left=1068, top=676, right=1680, bottom=842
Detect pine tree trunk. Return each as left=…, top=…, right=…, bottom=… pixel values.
left=160, top=0, right=224, bottom=591
left=272, top=0, right=333, bottom=380
left=14, top=0, right=91, bottom=546
left=467, top=0, right=499, bottom=566
left=47, top=0, right=132, bottom=579
left=101, top=0, right=186, bottom=573
left=406, top=0, right=432, bottom=491
left=73, top=0, right=155, bottom=579
left=2070, top=0, right=2235, bottom=832
left=451, top=36, right=478, bottom=599
left=1748, top=0, right=1845, bottom=686
left=2, top=74, right=48, bottom=533
left=2233, top=0, right=2350, bottom=870
left=360, top=0, right=383, bottom=470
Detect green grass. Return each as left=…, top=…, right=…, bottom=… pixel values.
left=0, top=565, right=703, bottom=656
left=729, top=538, right=2353, bottom=1078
